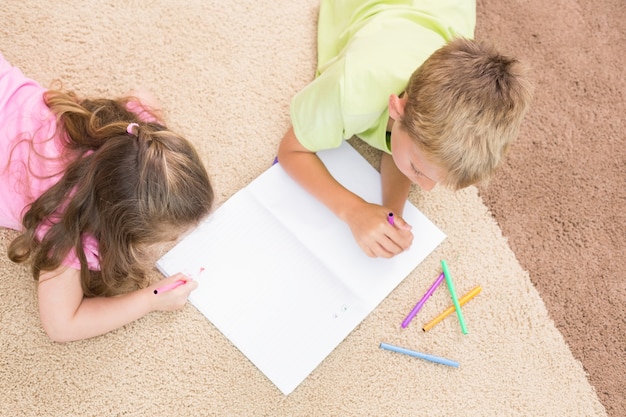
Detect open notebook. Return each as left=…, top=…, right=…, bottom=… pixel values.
left=156, top=141, right=446, bottom=395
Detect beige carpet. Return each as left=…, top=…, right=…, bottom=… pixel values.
left=0, top=1, right=607, bottom=416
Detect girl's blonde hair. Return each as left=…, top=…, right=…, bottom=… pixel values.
left=8, top=90, right=214, bottom=297
left=400, top=38, right=534, bottom=189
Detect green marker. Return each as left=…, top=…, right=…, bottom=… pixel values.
left=441, top=259, right=468, bottom=334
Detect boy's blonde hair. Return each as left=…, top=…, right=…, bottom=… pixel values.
left=400, top=38, right=533, bottom=189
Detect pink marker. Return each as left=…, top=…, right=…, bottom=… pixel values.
left=153, top=279, right=186, bottom=295
left=387, top=212, right=395, bottom=226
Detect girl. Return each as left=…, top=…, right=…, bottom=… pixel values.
left=1, top=52, right=214, bottom=342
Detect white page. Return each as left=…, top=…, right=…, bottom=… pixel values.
left=251, top=144, right=447, bottom=305
left=157, top=141, right=446, bottom=394
left=156, top=190, right=371, bottom=393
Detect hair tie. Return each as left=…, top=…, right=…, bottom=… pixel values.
left=126, top=122, right=139, bottom=135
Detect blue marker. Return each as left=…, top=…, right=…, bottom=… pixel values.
left=380, top=342, right=459, bottom=368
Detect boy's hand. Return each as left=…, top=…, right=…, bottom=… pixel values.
left=346, top=202, right=413, bottom=258
left=278, top=126, right=413, bottom=258
left=149, top=273, right=198, bottom=311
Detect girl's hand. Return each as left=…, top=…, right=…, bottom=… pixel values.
left=125, top=86, right=165, bottom=124
left=345, top=202, right=413, bottom=258
left=149, top=273, right=198, bottom=312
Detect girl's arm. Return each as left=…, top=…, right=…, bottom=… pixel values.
left=277, top=126, right=412, bottom=258
left=125, top=87, right=165, bottom=124
left=38, top=267, right=196, bottom=342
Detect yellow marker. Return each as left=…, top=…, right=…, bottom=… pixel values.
left=422, top=286, right=482, bottom=332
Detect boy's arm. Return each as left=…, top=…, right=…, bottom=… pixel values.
left=277, top=126, right=412, bottom=258
left=38, top=267, right=196, bottom=342
left=380, top=152, right=412, bottom=215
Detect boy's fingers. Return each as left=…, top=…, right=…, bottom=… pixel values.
left=394, top=215, right=412, bottom=230
left=375, top=234, right=404, bottom=257
left=386, top=230, right=412, bottom=253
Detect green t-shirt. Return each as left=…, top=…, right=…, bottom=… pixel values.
left=291, top=0, right=476, bottom=153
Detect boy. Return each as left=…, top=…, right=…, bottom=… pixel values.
left=277, top=0, right=533, bottom=258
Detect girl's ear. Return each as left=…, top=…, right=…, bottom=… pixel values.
left=388, top=93, right=407, bottom=121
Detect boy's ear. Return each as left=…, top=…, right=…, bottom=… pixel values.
left=388, top=94, right=407, bottom=121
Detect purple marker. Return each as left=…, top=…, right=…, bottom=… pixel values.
left=401, top=272, right=445, bottom=328
left=387, top=212, right=395, bottom=226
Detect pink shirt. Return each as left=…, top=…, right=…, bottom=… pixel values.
left=0, top=53, right=99, bottom=270
left=0, top=53, right=156, bottom=271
